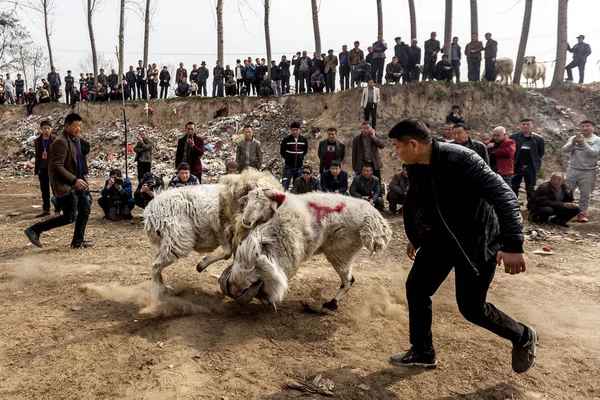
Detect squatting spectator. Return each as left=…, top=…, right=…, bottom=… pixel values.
left=385, top=56, right=403, bottom=84
left=528, top=172, right=580, bottom=227
left=26, top=88, right=38, bottom=115
left=317, top=127, right=346, bottom=173
left=175, top=77, right=191, bottom=97
left=352, top=121, right=385, bottom=180
left=465, top=33, right=484, bottom=82
left=33, top=120, right=60, bottom=217
left=566, top=35, right=592, bottom=84
left=320, top=160, right=348, bottom=195
left=360, top=80, right=380, bottom=129
left=292, top=165, right=321, bottom=194
left=236, top=125, right=263, bottom=172
left=453, top=123, right=489, bottom=164
left=510, top=118, right=545, bottom=204
left=280, top=121, right=308, bottom=191
left=484, top=33, right=498, bottom=82
left=562, top=120, right=600, bottom=223
left=387, top=164, right=409, bottom=214
left=350, top=164, right=384, bottom=211
left=98, top=169, right=135, bottom=220
left=423, top=32, right=441, bottom=81
left=484, top=126, right=516, bottom=185
left=445, top=105, right=465, bottom=124
left=259, top=74, right=273, bottom=96
left=175, top=122, right=205, bottom=183
left=134, top=172, right=164, bottom=209
left=133, top=129, right=153, bottom=182
left=435, top=54, right=453, bottom=82
left=168, top=163, right=200, bottom=188
left=311, top=68, right=325, bottom=93
left=355, top=59, right=372, bottom=85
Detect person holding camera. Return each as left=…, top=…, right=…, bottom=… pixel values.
left=134, top=172, right=164, bottom=209
left=133, top=129, right=153, bottom=182
left=175, top=122, right=205, bottom=183
left=168, top=163, right=200, bottom=188
left=98, top=169, right=135, bottom=221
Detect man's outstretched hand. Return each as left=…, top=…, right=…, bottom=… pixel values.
left=497, top=251, right=526, bottom=275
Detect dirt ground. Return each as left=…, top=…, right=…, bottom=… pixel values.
left=1, top=178, right=599, bottom=400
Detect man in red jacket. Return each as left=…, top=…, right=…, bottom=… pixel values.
left=484, top=126, right=516, bottom=185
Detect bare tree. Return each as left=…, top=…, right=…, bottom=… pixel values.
left=143, top=0, right=150, bottom=67
left=408, top=0, right=416, bottom=40
left=310, top=0, right=321, bottom=55
left=470, top=0, right=478, bottom=35
left=83, top=0, right=101, bottom=85
left=217, top=0, right=223, bottom=63
left=28, top=0, right=55, bottom=69
left=78, top=53, right=114, bottom=75
left=376, top=0, right=383, bottom=36
left=443, top=0, right=452, bottom=54
left=14, top=35, right=48, bottom=89
left=551, top=0, right=568, bottom=86
left=118, top=0, right=125, bottom=77
left=513, top=0, right=533, bottom=85
left=264, top=0, right=271, bottom=74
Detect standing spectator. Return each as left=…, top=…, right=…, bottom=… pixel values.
left=235, top=59, right=245, bottom=94
left=566, top=35, right=592, bottom=84
left=47, top=67, right=61, bottom=102
left=452, top=123, right=489, bottom=164
left=26, top=88, right=37, bottom=115
left=352, top=121, right=385, bottom=180
left=33, top=120, right=60, bottom=217
left=4, top=73, right=14, bottom=104
left=108, top=69, right=120, bottom=98
left=255, top=58, right=268, bottom=92
left=280, top=121, right=308, bottom=191
left=349, top=41, right=365, bottom=88
left=24, top=113, right=93, bottom=249
left=446, top=105, right=465, bottom=124
left=189, top=64, right=199, bottom=89
left=387, top=164, right=409, bottom=214
left=63, top=71, right=75, bottom=104
left=136, top=60, right=147, bottom=100
left=484, top=126, right=516, bottom=185
left=236, top=125, right=263, bottom=172
left=270, top=60, right=282, bottom=96
left=449, top=37, right=461, bottom=82
left=175, top=77, right=191, bottom=97
left=159, top=66, right=171, bottom=99
left=528, top=172, right=581, bottom=226
left=423, top=32, right=441, bottom=81
left=484, top=33, right=498, bottom=82
left=243, top=59, right=255, bottom=96
left=350, top=164, right=384, bottom=211
left=168, top=163, right=200, bottom=188
left=318, top=127, right=346, bottom=173
left=292, top=51, right=301, bottom=93
left=97, top=69, right=108, bottom=91
left=385, top=56, right=403, bottom=83
left=437, top=123, right=455, bottom=142
left=134, top=172, right=164, bottom=209
left=279, top=55, right=291, bottom=94
left=148, top=63, right=159, bottom=99
left=79, top=72, right=87, bottom=93
left=394, top=37, right=410, bottom=84
left=224, top=64, right=234, bottom=84
left=360, top=80, right=380, bottom=129
left=312, top=53, right=325, bottom=77
left=175, top=122, right=205, bottom=183
left=125, top=66, right=136, bottom=100
left=175, top=62, right=187, bottom=85
left=98, top=169, right=135, bottom=220
left=296, top=51, right=313, bottom=93
left=15, top=73, right=25, bottom=104
left=408, top=39, right=422, bottom=82
left=133, top=129, right=153, bottom=182
left=562, top=120, right=600, bottom=222
left=310, top=69, right=325, bottom=93
left=71, top=87, right=81, bottom=104
left=465, top=33, right=484, bottom=82
left=292, top=165, right=321, bottom=194
left=339, top=45, right=350, bottom=91
left=510, top=118, right=545, bottom=204
left=198, top=61, right=210, bottom=96
left=213, top=60, right=224, bottom=97
left=321, top=161, right=348, bottom=195
left=324, top=49, right=338, bottom=93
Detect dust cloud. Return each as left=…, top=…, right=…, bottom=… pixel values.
left=353, top=286, right=408, bottom=321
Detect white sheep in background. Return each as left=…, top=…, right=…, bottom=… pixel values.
left=219, top=186, right=392, bottom=310
left=143, top=169, right=280, bottom=300
left=482, top=57, right=514, bottom=84
left=522, top=56, right=546, bottom=88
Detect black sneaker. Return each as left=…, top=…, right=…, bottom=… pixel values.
left=70, top=241, right=95, bottom=249
left=24, top=227, right=42, bottom=248
left=549, top=217, right=569, bottom=227
left=388, top=347, right=437, bottom=368
left=512, top=327, right=538, bottom=374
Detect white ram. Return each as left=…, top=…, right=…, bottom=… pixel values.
left=482, top=57, right=514, bottom=84
left=219, top=186, right=392, bottom=310
left=523, top=56, right=546, bottom=88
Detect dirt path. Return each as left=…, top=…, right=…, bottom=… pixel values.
left=1, top=179, right=599, bottom=399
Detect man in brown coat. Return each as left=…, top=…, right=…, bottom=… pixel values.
left=323, top=49, right=339, bottom=93
left=351, top=121, right=385, bottom=181
left=175, top=122, right=205, bottom=183
left=33, top=120, right=60, bottom=217
left=25, top=113, right=93, bottom=249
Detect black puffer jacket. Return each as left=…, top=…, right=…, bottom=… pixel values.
left=404, top=140, right=524, bottom=266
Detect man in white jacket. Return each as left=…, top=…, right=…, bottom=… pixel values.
left=562, top=120, right=600, bottom=222
left=360, top=79, right=380, bottom=129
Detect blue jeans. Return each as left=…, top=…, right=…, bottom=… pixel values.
left=212, top=79, right=223, bottom=97
left=282, top=166, right=302, bottom=191
left=565, top=60, right=586, bottom=83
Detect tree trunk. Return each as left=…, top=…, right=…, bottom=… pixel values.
left=513, top=0, right=533, bottom=85
left=264, top=0, right=272, bottom=75
left=376, top=0, right=383, bottom=36
left=42, top=0, right=54, bottom=69
left=217, top=0, right=223, bottom=63
left=470, top=0, right=478, bottom=35
left=551, top=0, right=568, bottom=86
left=443, top=0, right=452, bottom=54
left=310, top=0, right=321, bottom=55
left=118, top=0, right=125, bottom=78
left=87, top=0, right=98, bottom=86
left=143, top=0, right=150, bottom=68
left=408, top=0, right=416, bottom=40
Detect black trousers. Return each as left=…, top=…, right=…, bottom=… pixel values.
left=50, top=85, right=59, bottom=102
left=198, top=82, right=208, bottom=96
left=149, top=81, right=158, bottom=99
left=325, top=71, right=336, bottom=93
left=372, top=58, right=385, bottom=84
left=533, top=205, right=580, bottom=223
left=16, top=90, right=25, bottom=104
left=282, top=75, right=290, bottom=94
left=423, top=58, right=437, bottom=81
left=485, top=58, right=496, bottom=82
left=364, top=103, right=377, bottom=129
left=30, top=189, right=91, bottom=246
left=27, top=102, right=35, bottom=115
left=406, top=242, right=526, bottom=353
left=136, top=80, right=147, bottom=99
left=386, top=190, right=405, bottom=212
left=128, top=83, right=136, bottom=100
left=38, top=170, right=60, bottom=212
left=64, top=88, right=72, bottom=104
left=339, top=65, right=350, bottom=90
left=409, top=66, right=420, bottom=82
left=299, top=70, right=310, bottom=93
left=511, top=165, right=537, bottom=203
left=137, top=162, right=152, bottom=181
left=160, top=85, right=169, bottom=99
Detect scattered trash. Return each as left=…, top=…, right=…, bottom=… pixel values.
left=287, top=374, right=334, bottom=396
left=527, top=230, right=538, bottom=241
left=533, top=247, right=555, bottom=256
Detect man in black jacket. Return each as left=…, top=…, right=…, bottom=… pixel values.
left=528, top=172, right=580, bottom=226
left=387, top=118, right=537, bottom=374
left=317, top=127, right=346, bottom=173
left=566, top=35, right=592, bottom=84
left=64, top=71, right=75, bottom=104
left=408, top=39, right=422, bottom=82
left=510, top=118, right=545, bottom=204
left=453, top=123, right=489, bottom=164
left=197, top=62, right=210, bottom=96
left=279, top=56, right=291, bottom=94
left=423, top=32, right=441, bottom=81
left=394, top=37, right=410, bottom=84
left=125, top=66, right=137, bottom=100
left=136, top=60, right=147, bottom=100
left=47, top=67, right=61, bottom=102
left=213, top=60, right=225, bottom=97
left=484, top=33, right=498, bottom=82
left=280, top=121, right=308, bottom=191
left=15, top=74, right=25, bottom=104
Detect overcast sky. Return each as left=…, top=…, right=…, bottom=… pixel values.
left=15, top=0, right=600, bottom=85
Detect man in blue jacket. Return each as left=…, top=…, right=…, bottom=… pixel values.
left=98, top=169, right=135, bottom=220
